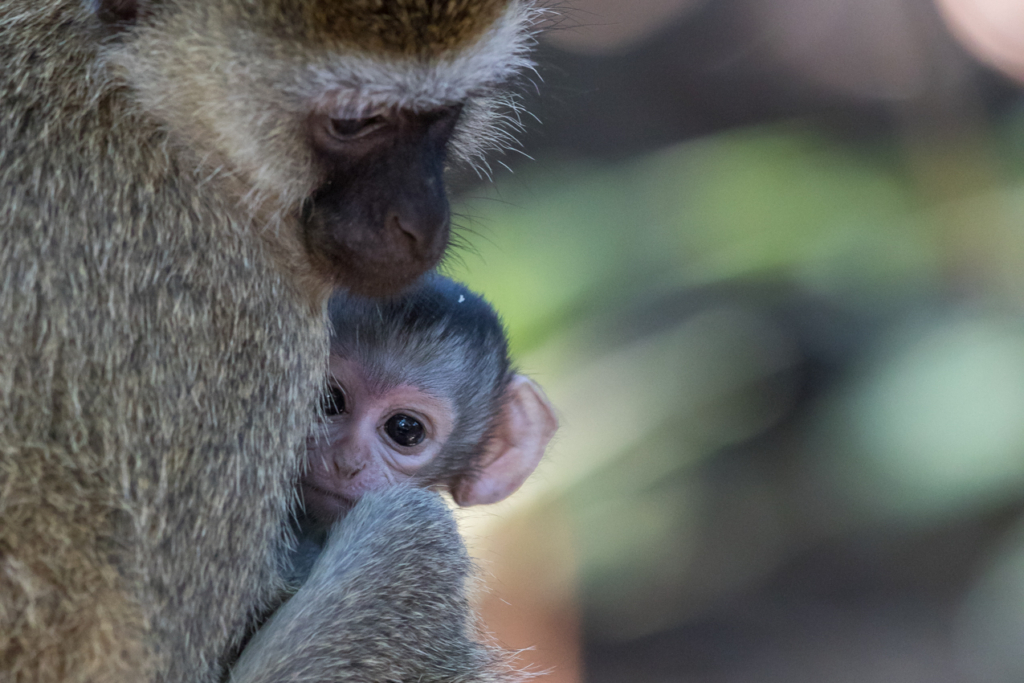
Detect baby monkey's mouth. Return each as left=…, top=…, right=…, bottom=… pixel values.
left=301, top=480, right=357, bottom=523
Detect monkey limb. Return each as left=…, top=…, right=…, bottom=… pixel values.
left=232, top=488, right=527, bottom=683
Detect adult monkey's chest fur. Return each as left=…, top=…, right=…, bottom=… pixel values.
left=0, top=75, right=325, bottom=677
left=112, top=172, right=327, bottom=677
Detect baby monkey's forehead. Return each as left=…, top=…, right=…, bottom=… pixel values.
left=333, top=343, right=469, bottom=402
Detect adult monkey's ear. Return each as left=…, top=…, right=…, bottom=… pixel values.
left=453, top=375, right=558, bottom=507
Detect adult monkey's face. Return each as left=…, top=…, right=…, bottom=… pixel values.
left=300, top=105, right=463, bottom=297
left=111, top=0, right=541, bottom=297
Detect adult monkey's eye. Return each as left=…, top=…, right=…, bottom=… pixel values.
left=384, top=414, right=425, bottom=447
left=321, top=384, right=346, bottom=417
left=328, top=114, right=388, bottom=140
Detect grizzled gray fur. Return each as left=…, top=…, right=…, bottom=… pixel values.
left=235, top=488, right=524, bottom=683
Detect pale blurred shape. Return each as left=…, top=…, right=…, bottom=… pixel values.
left=752, top=0, right=929, bottom=100
left=573, top=477, right=704, bottom=639
left=544, top=0, right=705, bottom=55
left=851, top=315, right=1024, bottom=516
left=936, top=0, right=1024, bottom=82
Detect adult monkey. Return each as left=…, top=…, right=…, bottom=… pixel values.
left=0, top=1, right=539, bottom=682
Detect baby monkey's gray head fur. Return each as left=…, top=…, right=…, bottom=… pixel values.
left=327, top=273, right=513, bottom=487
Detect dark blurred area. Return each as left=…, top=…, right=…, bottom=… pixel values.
left=447, top=1, right=1024, bottom=681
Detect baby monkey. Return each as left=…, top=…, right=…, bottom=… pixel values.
left=292, top=275, right=557, bottom=575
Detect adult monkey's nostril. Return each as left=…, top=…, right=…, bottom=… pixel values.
left=387, top=206, right=447, bottom=258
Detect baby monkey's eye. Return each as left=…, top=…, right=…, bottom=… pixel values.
left=321, top=384, right=346, bottom=417
left=384, top=414, right=425, bottom=447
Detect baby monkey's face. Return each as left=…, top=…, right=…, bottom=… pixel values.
left=301, top=354, right=455, bottom=526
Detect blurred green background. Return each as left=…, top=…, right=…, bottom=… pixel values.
left=445, top=1, right=1024, bottom=681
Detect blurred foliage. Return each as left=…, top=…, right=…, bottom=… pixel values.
left=445, top=122, right=963, bottom=356
left=453, top=110, right=1024, bottom=683
left=442, top=1, right=1024, bottom=678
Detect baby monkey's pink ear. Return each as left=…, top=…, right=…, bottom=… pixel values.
left=453, top=375, right=558, bottom=507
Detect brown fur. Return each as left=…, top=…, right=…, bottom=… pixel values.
left=0, top=0, right=536, bottom=681
left=299, top=0, right=511, bottom=56
left=0, top=446, right=151, bottom=683
left=0, top=2, right=325, bottom=674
